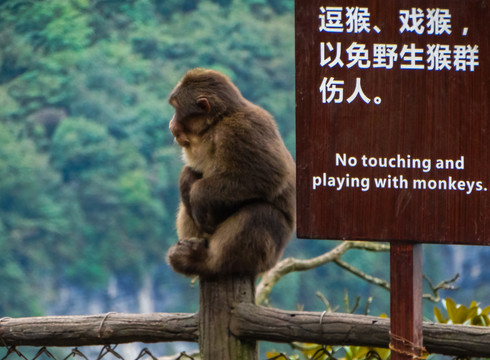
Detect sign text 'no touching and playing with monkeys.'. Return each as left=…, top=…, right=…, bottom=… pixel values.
left=313, top=153, right=486, bottom=195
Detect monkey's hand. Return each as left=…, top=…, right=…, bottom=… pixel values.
left=166, top=237, right=208, bottom=276
left=179, top=166, right=203, bottom=219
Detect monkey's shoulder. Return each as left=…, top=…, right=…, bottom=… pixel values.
left=211, top=107, right=280, bottom=144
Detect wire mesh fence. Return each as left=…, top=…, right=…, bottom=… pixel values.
left=0, top=345, right=197, bottom=360
left=0, top=345, right=390, bottom=360
left=266, top=346, right=388, bottom=360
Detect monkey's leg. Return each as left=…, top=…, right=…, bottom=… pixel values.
left=175, top=202, right=200, bottom=239
left=167, top=203, right=210, bottom=276
left=204, top=202, right=292, bottom=276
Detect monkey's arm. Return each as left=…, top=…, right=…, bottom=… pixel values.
left=189, top=166, right=282, bottom=233
left=179, top=166, right=203, bottom=220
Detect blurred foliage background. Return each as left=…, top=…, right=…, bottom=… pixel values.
left=0, top=0, right=295, bottom=318
left=0, top=1, right=488, bottom=354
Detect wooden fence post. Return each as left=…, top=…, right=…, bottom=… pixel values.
left=199, top=276, right=258, bottom=360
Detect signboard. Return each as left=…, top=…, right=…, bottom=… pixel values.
left=296, top=0, right=490, bottom=245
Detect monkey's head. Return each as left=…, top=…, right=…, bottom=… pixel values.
left=168, top=68, right=244, bottom=147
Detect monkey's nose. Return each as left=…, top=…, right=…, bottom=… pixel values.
left=169, top=119, right=179, bottom=137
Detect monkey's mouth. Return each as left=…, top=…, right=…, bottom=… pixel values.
left=174, top=135, right=191, bottom=147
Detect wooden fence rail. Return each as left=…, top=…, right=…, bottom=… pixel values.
left=1, top=304, right=489, bottom=357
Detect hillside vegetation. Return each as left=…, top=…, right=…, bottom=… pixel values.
left=0, top=0, right=488, bottom=321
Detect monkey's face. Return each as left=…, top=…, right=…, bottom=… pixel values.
left=169, top=113, right=191, bottom=147
left=169, top=91, right=213, bottom=148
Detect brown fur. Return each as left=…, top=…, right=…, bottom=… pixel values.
left=166, top=68, right=296, bottom=278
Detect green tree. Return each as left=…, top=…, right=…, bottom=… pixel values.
left=0, top=124, right=68, bottom=315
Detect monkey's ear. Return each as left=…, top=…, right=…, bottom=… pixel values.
left=197, top=97, right=211, bottom=113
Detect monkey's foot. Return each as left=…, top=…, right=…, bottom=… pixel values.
left=166, top=237, right=208, bottom=275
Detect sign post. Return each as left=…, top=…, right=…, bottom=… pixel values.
left=390, top=243, right=423, bottom=359
left=295, top=1, right=489, bottom=358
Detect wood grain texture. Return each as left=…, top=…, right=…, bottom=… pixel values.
left=199, top=276, right=257, bottom=360
left=230, top=304, right=490, bottom=357
left=1, top=306, right=489, bottom=356
left=390, top=243, right=423, bottom=360
left=296, top=0, right=490, bottom=245
left=0, top=312, right=198, bottom=346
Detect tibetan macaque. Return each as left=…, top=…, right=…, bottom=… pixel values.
left=166, top=68, right=296, bottom=278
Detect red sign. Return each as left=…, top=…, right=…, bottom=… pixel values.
left=296, top=0, right=490, bottom=244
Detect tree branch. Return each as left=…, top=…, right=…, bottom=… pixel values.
left=334, top=258, right=459, bottom=302
left=423, top=273, right=460, bottom=302
left=256, top=241, right=349, bottom=305
left=256, top=241, right=389, bottom=305
left=334, top=258, right=391, bottom=291
left=257, top=241, right=457, bottom=305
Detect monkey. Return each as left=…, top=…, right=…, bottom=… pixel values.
left=166, top=68, right=296, bottom=278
